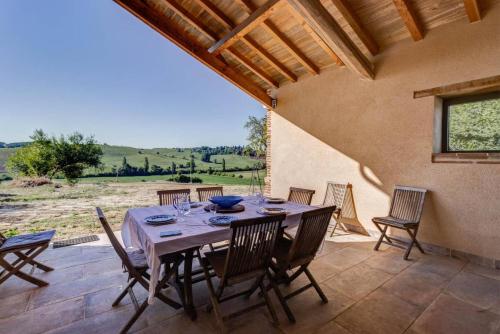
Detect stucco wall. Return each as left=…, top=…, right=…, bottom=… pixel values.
left=271, top=9, right=500, bottom=260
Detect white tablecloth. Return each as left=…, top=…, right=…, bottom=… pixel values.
left=121, top=197, right=316, bottom=303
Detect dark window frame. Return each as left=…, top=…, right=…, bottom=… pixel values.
left=442, top=91, right=500, bottom=153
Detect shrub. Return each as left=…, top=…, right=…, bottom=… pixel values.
left=12, top=177, right=52, bottom=188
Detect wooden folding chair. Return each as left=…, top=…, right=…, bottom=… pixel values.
left=0, top=230, right=55, bottom=287
left=287, top=187, right=315, bottom=205
left=199, top=214, right=286, bottom=333
left=322, top=182, right=350, bottom=236
left=372, top=185, right=427, bottom=260
left=265, top=206, right=336, bottom=323
left=96, top=208, right=184, bottom=334
left=196, top=186, right=223, bottom=202
left=157, top=188, right=191, bottom=205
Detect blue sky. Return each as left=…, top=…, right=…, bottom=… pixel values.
left=0, top=1, right=265, bottom=148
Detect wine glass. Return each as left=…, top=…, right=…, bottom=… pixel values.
left=181, top=195, right=191, bottom=216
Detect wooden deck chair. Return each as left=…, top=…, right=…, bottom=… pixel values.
left=372, top=185, right=427, bottom=260
left=196, top=186, right=223, bottom=202
left=199, top=214, right=286, bottom=333
left=96, top=208, right=184, bottom=334
left=322, top=182, right=349, bottom=236
left=0, top=230, right=55, bottom=287
left=287, top=187, right=315, bottom=205
left=265, top=206, right=336, bottom=323
left=157, top=188, right=191, bottom=205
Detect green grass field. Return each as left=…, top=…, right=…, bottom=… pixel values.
left=78, top=170, right=265, bottom=185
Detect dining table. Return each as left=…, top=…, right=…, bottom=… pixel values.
left=121, top=196, right=317, bottom=319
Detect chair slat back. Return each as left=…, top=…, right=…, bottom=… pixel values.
left=95, top=207, right=136, bottom=272
left=157, top=189, right=191, bottom=206
left=196, top=186, right=223, bottom=202
left=389, top=185, right=427, bottom=224
left=222, top=214, right=285, bottom=282
left=322, top=182, right=348, bottom=209
left=288, top=187, right=315, bottom=205
left=288, top=206, right=336, bottom=263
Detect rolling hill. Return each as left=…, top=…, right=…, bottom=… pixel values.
left=0, top=144, right=261, bottom=175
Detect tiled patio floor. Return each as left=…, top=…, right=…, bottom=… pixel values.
left=1, top=233, right=499, bottom=334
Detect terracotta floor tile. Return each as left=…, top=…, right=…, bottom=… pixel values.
left=335, top=289, right=422, bottom=334
left=464, top=263, right=500, bottom=282
left=408, top=294, right=500, bottom=334
left=0, top=290, right=32, bottom=319
left=324, top=263, right=393, bottom=301
left=362, top=250, right=417, bottom=275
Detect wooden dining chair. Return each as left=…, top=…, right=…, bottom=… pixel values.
left=157, top=189, right=191, bottom=205
left=199, top=214, right=286, bottom=333
left=196, top=186, right=223, bottom=202
left=372, top=185, right=427, bottom=260
left=96, top=208, right=184, bottom=334
left=0, top=229, right=55, bottom=287
left=322, top=182, right=350, bottom=236
left=264, top=206, right=336, bottom=323
left=287, top=187, right=315, bottom=205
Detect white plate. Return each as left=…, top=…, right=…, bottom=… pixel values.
left=258, top=207, right=288, bottom=215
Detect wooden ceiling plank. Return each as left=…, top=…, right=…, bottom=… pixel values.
left=286, top=4, right=343, bottom=66
left=192, top=0, right=297, bottom=82
left=114, top=0, right=273, bottom=108
left=287, top=0, right=374, bottom=79
left=226, top=48, right=279, bottom=88
left=235, top=0, right=322, bottom=74
left=262, top=22, right=319, bottom=74
left=463, top=0, right=481, bottom=22
left=329, top=0, right=379, bottom=55
left=414, top=75, right=500, bottom=98
left=163, top=0, right=279, bottom=88
left=208, top=0, right=285, bottom=54
left=392, top=0, right=425, bottom=41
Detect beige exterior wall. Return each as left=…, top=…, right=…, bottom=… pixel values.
left=271, top=9, right=500, bottom=260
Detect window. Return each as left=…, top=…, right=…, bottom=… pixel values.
left=442, top=92, right=500, bottom=153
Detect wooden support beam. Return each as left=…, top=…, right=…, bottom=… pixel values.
left=287, top=0, right=374, bottom=79
left=287, top=4, right=343, bottom=66
left=463, top=0, right=481, bottom=22
left=393, top=0, right=424, bottom=41
left=329, top=0, right=379, bottom=55
left=193, top=0, right=297, bottom=82
left=163, top=0, right=278, bottom=88
left=236, top=0, right=324, bottom=73
left=208, top=0, right=285, bottom=54
left=414, top=75, right=500, bottom=98
left=114, top=0, right=273, bottom=108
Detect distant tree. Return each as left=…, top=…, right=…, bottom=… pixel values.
left=171, top=162, right=177, bottom=174
left=150, top=164, right=163, bottom=175
left=122, top=157, right=128, bottom=170
left=222, top=158, right=226, bottom=172
left=7, top=130, right=102, bottom=185
left=244, top=115, right=267, bottom=158
left=208, top=166, right=214, bottom=175
left=190, top=155, right=195, bottom=173
left=144, top=157, right=149, bottom=174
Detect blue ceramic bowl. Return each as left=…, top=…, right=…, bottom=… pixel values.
left=209, top=195, right=243, bottom=209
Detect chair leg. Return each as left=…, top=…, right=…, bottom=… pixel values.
left=120, top=299, right=149, bottom=334
left=259, top=280, right=279, bottom=325
left=268, top=270, right=295, bottom=323
left=304, top=267, right=328, bottom=303
left=244, top=276, right=262, bottom=299
left=0, top=247, right=49, bottom=287
left=374, top=224, right=389, bottom=251
left=404, top=227, right=424, bottom=260
left=13, top=251, right=53, bottom=272
left=113, top=277, right=138, bottom=306
left=201, top=259, right=226, bottom=333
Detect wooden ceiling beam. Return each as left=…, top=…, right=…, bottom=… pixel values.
left=208, top=0, right=285, bottom=54
left=393, top=0, right=424, bottom=41
left=236, top=0, right=323, bottom=74
left=329, top=0, right=379, bottom=55
left=463, top=0, right=481, bottom=22
left=114, top=0, right=273, bottom=108
left=193, top=0, right=297, bottom=82
left=286, top=4, right=343, bottom=66
left=287, top=0, right=374, bottom=80
left=162, top=0, right=279, bottom=88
